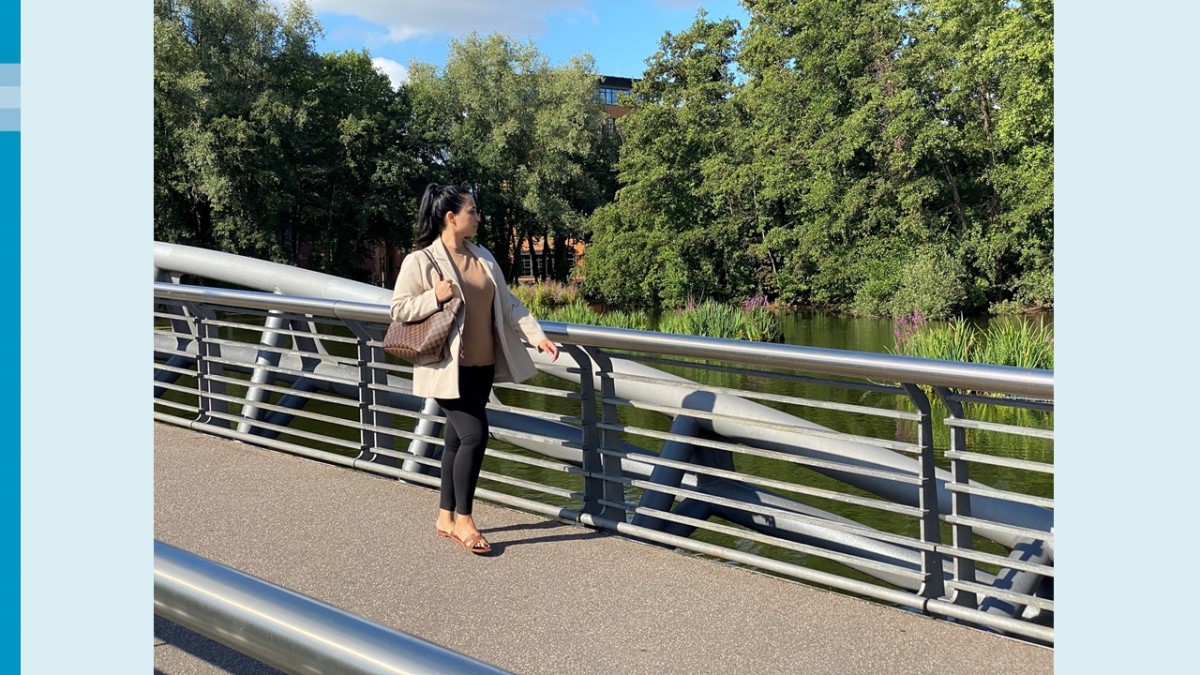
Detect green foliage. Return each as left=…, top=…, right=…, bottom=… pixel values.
left=408, top=34, right=613, bottom=280
left=597, top=310, right=652, bottom=331
left=154, top=0, right=423, bottom=273
left=534, top=300, right=651, bottom=331
left=509, top=284, right=540, bottom=315
left=739, top=307, right=783, bottom=343
left=541, top=301, right=599, bottom=326
left=579, top=204, right=667, bottom=309
left=977, top=318, right=1055, bottom=370
left=892, top=311, right=1053, bottom=368
left=583, top=0, right=1052, bottom=315
left=658, top=299, right=781, bottom=342
left=512, top=280, right=584, bottom=317
left=885, top=244, right=970, bottom=319
left=896, top=316, right=978, bottom=363
left=154, top=1, right=1052, bottom=314
left=660, top=301, right=742, bottom=339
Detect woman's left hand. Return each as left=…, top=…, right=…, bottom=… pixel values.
left=537, top=339, right=559, bottom=362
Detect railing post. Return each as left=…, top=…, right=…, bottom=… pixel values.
left=190, top=303, right=229, bottom=429
left=153, top=303, right=198, bottom=401
left=564, top=345, right=602, bottom=515
left=237, top=303, right=287, bottom=435
left=582, top=347, right=627, bottom=523
left=153, top=271, right=196, bottom=398
left=901, top=383, right=945, bottom=602
left=403, top=399, right=443, bottom=477
left=347, top=320, right=392, bottom=466
left=934, top=386, right=977, bottom=607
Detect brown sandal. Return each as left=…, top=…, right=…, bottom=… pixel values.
left=450, top=531, right=492, bottom=555
left=435, top=527, right=452, bottom=539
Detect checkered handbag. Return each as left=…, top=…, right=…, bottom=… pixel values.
left=382, top=249, right=463, bottom=365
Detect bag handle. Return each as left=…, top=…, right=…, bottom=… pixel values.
left=422, top=248, right=446, bottom=281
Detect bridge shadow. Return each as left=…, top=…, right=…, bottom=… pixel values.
left=482, top=520, right=611, bottom=556
left=154, top=615, right=283, bottom=674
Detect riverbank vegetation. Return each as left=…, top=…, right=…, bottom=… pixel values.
left=891, top=310, right=1054, bottom=369
left=155, top=0, right=1052, bottom=317
left=511, top=283, right=782, bottom=342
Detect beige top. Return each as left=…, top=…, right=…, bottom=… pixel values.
left=389, top=239, right=549, bottom=400
left=449, top=247, right=496, bottom=366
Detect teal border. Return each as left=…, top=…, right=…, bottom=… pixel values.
left=1, top=2, right=16, bottom=672
left=0, top=128, right=15, bottom=673
left=0, top=2, right=14, bottom=63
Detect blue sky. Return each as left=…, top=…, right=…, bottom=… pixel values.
left=303, top=0, right=750, bottom=87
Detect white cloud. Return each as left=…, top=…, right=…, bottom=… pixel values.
left=310, top=0, right=591, bottom=42
left=371, top=57, right=409, bottom=89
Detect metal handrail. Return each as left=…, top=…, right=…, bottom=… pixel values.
left=154, top=540, right=509, bottom=675
left=154, top=280, right=1054, bottom=643
left=153, top=282, right=1053, bottom=398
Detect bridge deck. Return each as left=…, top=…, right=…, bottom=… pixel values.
left=154, top=423, right=1051, bottom=674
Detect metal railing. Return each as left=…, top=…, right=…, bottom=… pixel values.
left=154, top=540, right=509, bottom=674
left=153, top=281, right=1054, bottom=644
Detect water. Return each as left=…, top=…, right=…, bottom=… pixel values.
left=484, top=310, right=1053, bottom=586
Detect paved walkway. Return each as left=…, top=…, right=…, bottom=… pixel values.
left=154, top=423, right=1052, bottom=674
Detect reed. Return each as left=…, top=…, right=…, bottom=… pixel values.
left=598, top=310, right=652, bottom=331
left=542, top=301, right=598, bottom=325
left=892, top=311, right=1054, bottom=369
left=977, top=318, right=1054, bottom=370
left=736, top=295, right=779, bottom=342
left=512, top=281, right=585, bottom=318
left=659, top=300, right=779, bottom=341
left=519, top=284, right=780, bottom=342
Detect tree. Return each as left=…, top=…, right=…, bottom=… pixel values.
left=154, top=0, right=424, bottom=275
left=589, top=12, right=749, bottom=306
left=408, top=34, right=612, bottom=281
left=586, top=0, right=1053, bottom=316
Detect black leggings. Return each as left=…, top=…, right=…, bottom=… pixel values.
left=436, top=364, right=495, bottom=515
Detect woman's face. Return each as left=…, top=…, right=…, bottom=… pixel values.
left=447, top=195, right=480, bottom=238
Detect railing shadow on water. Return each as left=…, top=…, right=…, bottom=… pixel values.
left=152, top=243, right=1053, bottom=646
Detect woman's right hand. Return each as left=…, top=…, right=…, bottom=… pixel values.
left=434, top=279, right=455, bottom=303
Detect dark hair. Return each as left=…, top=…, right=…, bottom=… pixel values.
left=414, top=183, right=472, bottom=249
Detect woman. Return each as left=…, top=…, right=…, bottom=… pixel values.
left=390, top=183, right=559, bottom=555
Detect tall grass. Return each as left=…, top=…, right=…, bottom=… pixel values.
left=977, top=318, right=1054, bottom=370
left=892, top=310, right=1053, bottom=369
left=658, top=297, right=782, bottom=342
left=598, top=310, right=652, bottom=331
left=660, top=301, right=744, bottom=338
left=516, top=283, right=780, bottom=342
left=510, top=281, right=582, bottom=317
left=540, top=301, right=651, bottom=331
left=541, top=301, right=598, bottom=325
left=740, top=296, right=783, bottom=342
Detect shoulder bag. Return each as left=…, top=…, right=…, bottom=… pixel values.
left=382, top=249, right=463, bottom=365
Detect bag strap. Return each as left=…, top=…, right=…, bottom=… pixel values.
left=422, top=248, right=446, bottom=281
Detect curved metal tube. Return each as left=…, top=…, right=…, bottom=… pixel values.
left=154, top=540, right=508, bottom=675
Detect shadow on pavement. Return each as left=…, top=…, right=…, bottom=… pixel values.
left=154, top=615, right=283, bottom=675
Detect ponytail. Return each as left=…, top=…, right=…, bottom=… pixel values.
left=414, top=183, right=472, bottom=249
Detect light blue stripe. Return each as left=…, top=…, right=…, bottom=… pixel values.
left=0, top=109, right=15, bottom=131
left=0, top=64, right=16, bottom=86
left=0, top=86, right=17, bottom=109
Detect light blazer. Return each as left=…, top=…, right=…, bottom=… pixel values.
left=390, top=238, right=548, bottom=399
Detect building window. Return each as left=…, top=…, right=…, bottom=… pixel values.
left=520, top=253, right=533, bottom=277
left=598, top=87, right=620, bottom=105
